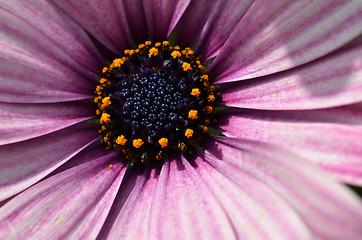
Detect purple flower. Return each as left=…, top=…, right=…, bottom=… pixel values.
left=1, top=0, right=362, bottom=239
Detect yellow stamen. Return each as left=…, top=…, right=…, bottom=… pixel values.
left=102, top=67, right=109, bottom=73
left=207, top=94, right=215, bottom=102
left=113, top=58, right=125, bottom=68
left=124, top=49, right=135, bottom=56
left=201, top=126, right=208, bottom=133
left=158, top=138, right=168, bottom=148
left=205, top=106, right=213, bottom=113
left=145, top=41, right=152, bottom=45
left=100, top=113, right=111, bottom=124
left=109, top=164, right=113, bottom=168
left=190, top=88, right=201, bottom=97
left=149, top=47, right=159, bottom=56
left=133, top=139, right=144, bottom=148
left=96, top=109, right=101, bottom=115
left=116, top=135, right=127, bottom=146
left=138, top=43, right=145, bottom=49
left=204, top=80, right=210, bottom=87
left=162, top=41, right=169, bottom=46
left=182, top=62, right=192, bottom=72
left=198, top=65, right=204, bottom=71
left=185, top=129, right=194, bottom=138
left=155, top=42, right=161, bottom=47
left=102, top=96, right=111, bottom=107
left=178, top=142, right=187, bottom=151
left=100, top=78, right=108, bottom=84
left=188, top=110, right=198, bottom=120
left=200, top=74, right=209, bottom=81
left=171, top=51, right=181, bottom=59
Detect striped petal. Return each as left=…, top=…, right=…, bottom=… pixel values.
left=210, top=0, right=362, bottom=83
left=0, top=0, right=102, bottom=103
left=0, top=101, right=93, bottom=146
left=219, top=106, right=362, bottom=185
left=209, top=137, right=362, bottom=239
left=0, top=154, right=126, bottom=240
left=222, top=41, right=362, bottom=110
left=0, top=125, right=99, bottom=201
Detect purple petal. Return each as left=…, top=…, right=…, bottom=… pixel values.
left=222, top=41, right=362, bottom=110
left=105, top=167, right=157, bottom=239
left=175, top=0, right=252, bottom=56
left=210, top=0, right=362, bottom=83
left=220, top=106, right=362, bottom=185
left=0, top=154, right=126, bottom=240
left=209, top=137, right=362, bottom=239
left=0, top=124, right=99, bottom=201
left=0, top=101, right=94, bottom=145
left=52, top=0, right=143, bottom=53
left=143, top=0, right=190, bottom=41
left=192, top=155, right=311, bottom=239
left=1, top=1, right=103, bottom=103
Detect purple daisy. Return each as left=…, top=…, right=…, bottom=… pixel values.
left=1, top=0, right=362, bottom=239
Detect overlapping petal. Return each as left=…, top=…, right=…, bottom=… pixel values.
left=220, top=106, right=362, bottom=185
left=0, top=125, right=99, bottom=201
left=209, top=137, right=362, bottom=239
left=222, top=40, right=362, bottom=110
left=0, top=0, right=102, bottom=103
left=0, top=101, right=94, bottom=145
left=210, top=0, right=362, bottom=83
left=0, top=154, right=126, bottom=240
left=177, top=0, right=253, bottom=60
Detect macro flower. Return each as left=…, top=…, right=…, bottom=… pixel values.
left=1, top=0, right=362, bottom=239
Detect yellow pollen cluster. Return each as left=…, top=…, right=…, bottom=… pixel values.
left=124, top=49, right=135, bottom=56
left=100, top=113, right=111, bottom=124
left=188, top=110, right=198, bottom=120
left=202, top=126, right=209, bottom=133
left=133, top=139, right=144, bottom=148
left=182, top=62, right=192, bottom=72
left=171, top=50, right=181, bottom=59
left=162, top=41, right=169, bottom=46
left=207, top=94, right=215, bottom=102
left=190, top=88, right=201, bottom=97
left=158, top=138, right=168, bottom=148
left=155, top=42, right=161, bottom=47
left=185, top=129, right=194, bottom=138
left=145, top=41, right=152, bottom=45
left=116, top=135, right=127, bottom=146
left=200, top=74, right=209, bottom=81
left=149, top=47, right=159, bottom=56
left=205, top=106, right=213, bottom=113
left=102, top=67, right=109, bottom=73
left=101, top=96, right=111, bottom=108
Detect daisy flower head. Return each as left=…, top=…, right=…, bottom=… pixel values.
left=1, top=0, right=362, bottom=239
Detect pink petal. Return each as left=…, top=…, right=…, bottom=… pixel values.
left=0, top=1, right=102, bottom=103
left=210, top=137, right=362, bottom=239
left=176, top=0, right=252, bottom=59
left=222, top=41, right=362, bottom=110
left=0, top=154, right=126, bottom=240
left=0, top=101, right=94, bottom=145
left=143, top=0, right=190, bottom=41
left=210, top=0, right=362, bottom=83
left=52, top=0, right=142, bottom=53
left=220, top=106, right=362, bottom=185
left=146, top=160, right=237, bottom=239
left=0, top=124, right=99, bottom=201
left=192, top=155, right=311, bottom=239
left=105, top=167, right=157, bottom=239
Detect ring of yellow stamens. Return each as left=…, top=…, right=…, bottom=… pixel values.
left=133, top=139, right=144, bottom=148
left=188, top=110, right=198, bottom=120
left=158, top=138, right=168, bottom=148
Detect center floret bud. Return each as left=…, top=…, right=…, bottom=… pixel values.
left=94, top=41, right=219, bottom=164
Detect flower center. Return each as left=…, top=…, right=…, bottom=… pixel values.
left=94, top=41, right=219, bottom=164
